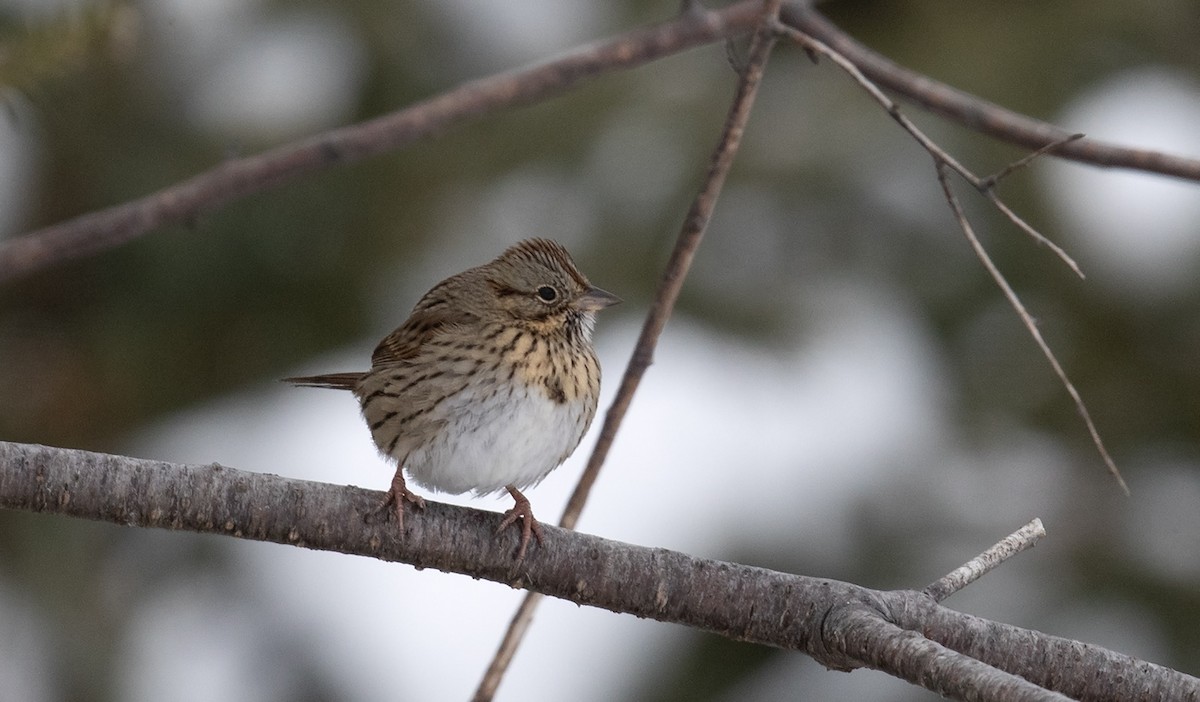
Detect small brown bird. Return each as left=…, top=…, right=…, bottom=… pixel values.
left=285, top=239, right=619, bottom=560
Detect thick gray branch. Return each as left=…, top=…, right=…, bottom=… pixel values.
left=1, top=441, right=1196, bottom=702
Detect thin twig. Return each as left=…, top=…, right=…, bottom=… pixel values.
left=772, top=23, right=1080, bottom=275
left=981, top=191, right=1083, bottom=278
left=980, top=132, right=1088, bottom=278
left=471, top=4, right=785, bottom=700
left=780, top=2, right=1200, bottom=183
left=0, top=1, right=764, bottom=284
left=923, top=518, right=1047, bottom=603
left=936, top=165, right=1129, bottom=495
left=983, top=133, right=1086, bottom=188
left=775, top=22, right=1126, bottom=494
left=470, top=593, right=542, bottom=702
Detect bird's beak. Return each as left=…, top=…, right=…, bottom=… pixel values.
left=576, top=286, right=622, bottom=312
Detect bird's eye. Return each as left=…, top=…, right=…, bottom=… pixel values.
left=536, top=285, right=558, bottom=302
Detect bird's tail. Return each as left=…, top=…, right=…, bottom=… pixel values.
left=282, top=372, right=364, bottom=391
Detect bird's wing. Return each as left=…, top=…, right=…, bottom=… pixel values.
left=370, top=281, right=481, bottom=366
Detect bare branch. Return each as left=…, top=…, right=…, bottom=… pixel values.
left=2, top=441, right=1196, bottom=701
left=981, top=191, right=1084, bottom=279
left=4, top=2, right=1197, bottom=285
left=924, top=519, right=1047, bottom=603
left=566, top=0, right=782, bottom=547
left=473, top=4, right=785, bottom=699
left=983, top=133, right=1086, bottom=189
left=0, top=1, right=764, bottom=284
left=935, top=166, right=1129, bottom=495
left=780, top=3, right=1200, bottom=183
left=471, top=593, right=543, bottom=702
left=772, top=23, right=1081, bottom=275
left=775, top=22, right=1127, bottom=494
left=837, top=610, right=1074, bottom=702
left=0, top=442, right=851, bottom=652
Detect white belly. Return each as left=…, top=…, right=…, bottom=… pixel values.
left=402, top=380, right=590, bottom=496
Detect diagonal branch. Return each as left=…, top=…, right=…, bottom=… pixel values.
left=472, top=4, right=785, bottom=699
left=2, top=441, right=1196, bottom=702
left=924, top=518, right=1046, bottom=603
left=780, top=2, right=1200, bottom=183
left=837, top=610, right=1074, bottom=702
left=773, top=22, right=1081, bottom=275
left=0, top=0, right=764, bottom=284
left=935, top=166, right=1128, bottom=494
left=774, top=22, right=1129, bottom=495
left=4, top=2, right=1197, bottom=284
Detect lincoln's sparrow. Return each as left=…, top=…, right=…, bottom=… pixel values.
left=285, top=239, right=619, bottom=560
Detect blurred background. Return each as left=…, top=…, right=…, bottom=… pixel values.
left=1, top=0, right=1199, bottom=700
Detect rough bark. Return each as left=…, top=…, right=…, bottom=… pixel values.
left=2, top=441, right=1196, bottom=702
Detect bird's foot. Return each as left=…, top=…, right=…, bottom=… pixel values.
left=497, top=485, right=544, bottom=562
left=366, top=470, right=425, bottom=529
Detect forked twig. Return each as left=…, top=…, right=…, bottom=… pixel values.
left=773, top=23, right=1082, bottom=276
left=780, top=3, right=1200, bottom=183
left=980, top=133, right=1087, bottom=279
left=936, top=166, right=1128, bottom=494
left=983, top=133, right=1085, bottom=188
left=5, top=4, right=1197, bottom=285
left=471, top=3, right=785, bottom=700
left=924, top=518, right=1047, bottom=603
left=774, top=22, right=1128, bottom=495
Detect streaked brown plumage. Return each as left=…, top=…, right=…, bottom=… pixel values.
left=285, top=239, right=619, bottom=560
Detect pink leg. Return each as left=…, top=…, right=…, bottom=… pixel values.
left=496, top=485, right=544, bottom=561
left=374, top=468, right=425, bottom=530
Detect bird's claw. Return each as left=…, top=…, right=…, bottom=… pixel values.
left=497, top=486, right=544, bottom=562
